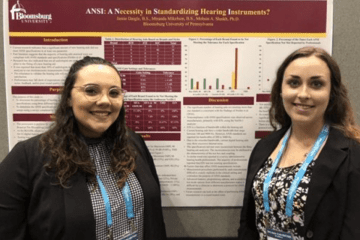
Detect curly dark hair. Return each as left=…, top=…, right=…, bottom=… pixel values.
left=269, top=46, right=360, bottom=142
left=40, top=56, right=136, bottom=188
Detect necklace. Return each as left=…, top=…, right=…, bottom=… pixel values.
left=280, top=143, right=310, bottom=167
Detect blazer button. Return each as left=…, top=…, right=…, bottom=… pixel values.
left=306, top=230, right=314, bottom=238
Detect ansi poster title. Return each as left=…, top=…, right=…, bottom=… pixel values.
left=85, top=8, right=271, bottom=16
left=9, top=1, right=326, bottom=33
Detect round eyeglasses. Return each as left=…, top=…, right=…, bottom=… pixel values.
left=73, top=85, right=126, bottom=102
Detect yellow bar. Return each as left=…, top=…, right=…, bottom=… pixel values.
left=9, top=32, right=327, bottom=38
left=232, top=72, right=235, bottom=89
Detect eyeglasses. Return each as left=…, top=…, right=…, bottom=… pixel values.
left=73, top=85, right=126, bottom=102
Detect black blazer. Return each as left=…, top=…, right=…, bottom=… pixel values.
left=238, top=127, right=360, bottom=240
left=0, top=130, right=167, bottom=240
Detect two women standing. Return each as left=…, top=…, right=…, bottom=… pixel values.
left=1, top=47, right=359, bottom=240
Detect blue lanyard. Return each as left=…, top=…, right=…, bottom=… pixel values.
left=96, top=175, right=113, bottom=228
left=122, top=181, right=135, bottom=220
left=96, top=176, right=135, bottom=229
left=263, top=124, right=329, bottom=217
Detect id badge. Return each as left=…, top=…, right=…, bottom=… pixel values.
left=266, top=228, right=293, bottom=240
left=120, top=231, right=138, bottom=240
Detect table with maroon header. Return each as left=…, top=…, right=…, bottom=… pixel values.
left=120, top=71, right=181, bottom=92
left=104, top=41, right=181, bottom=65
left=124, top=101, right=181, bottom=132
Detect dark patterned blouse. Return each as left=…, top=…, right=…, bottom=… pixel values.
left=252, top=157, right=316, bottom=240
left=85, top=137, right=145, bottom=240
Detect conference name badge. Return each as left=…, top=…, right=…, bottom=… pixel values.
left=120, top=231, right=138, bottom=240
left=266, top=228, right=293, bottom=240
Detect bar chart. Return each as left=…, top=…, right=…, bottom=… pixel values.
left=261, top=44, right=307, bottom=92
left=190, top=48, right=241, bottom=90
left=188, top=43, right=257, bottom=93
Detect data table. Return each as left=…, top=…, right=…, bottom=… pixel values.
left=104, top=41, right=181, bottom=65
left=120, top=71, right=181, bottom=92
left=124, top=101, right=181, bottom=132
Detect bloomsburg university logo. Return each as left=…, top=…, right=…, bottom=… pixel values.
left=10, top=0, right=52, bottom=23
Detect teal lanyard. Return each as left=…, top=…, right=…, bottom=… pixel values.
left=96, top=175, right=113, bottom=228
left=263, top=124, right=329, bottom=217
left=96, top=176, right=135, bottom=229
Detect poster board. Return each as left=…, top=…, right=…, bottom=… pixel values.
left=3, top=0, right=333, bottom=207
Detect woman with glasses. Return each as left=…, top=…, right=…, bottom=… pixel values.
left=0, top=56, right=167, bottom=239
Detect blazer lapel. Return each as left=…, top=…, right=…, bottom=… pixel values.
left=247, top=128, right=288, bottom=187
left=63, top=172, right=96, bottom=239
left=304, top=128, right=349, bottom=228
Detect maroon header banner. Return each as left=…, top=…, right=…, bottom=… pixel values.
left=12, top=86, right=62, bottom=94
left=10, top=37, right=101, bottom=45
left=256, top=93, right=271, bottom=102
left=8, top=0, right=326, bottom=33
left=140, top=133, right=181, bottom=141
left=13, top=114, right=53, bottom=121
left=183, top=97, right=254, bottom=105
